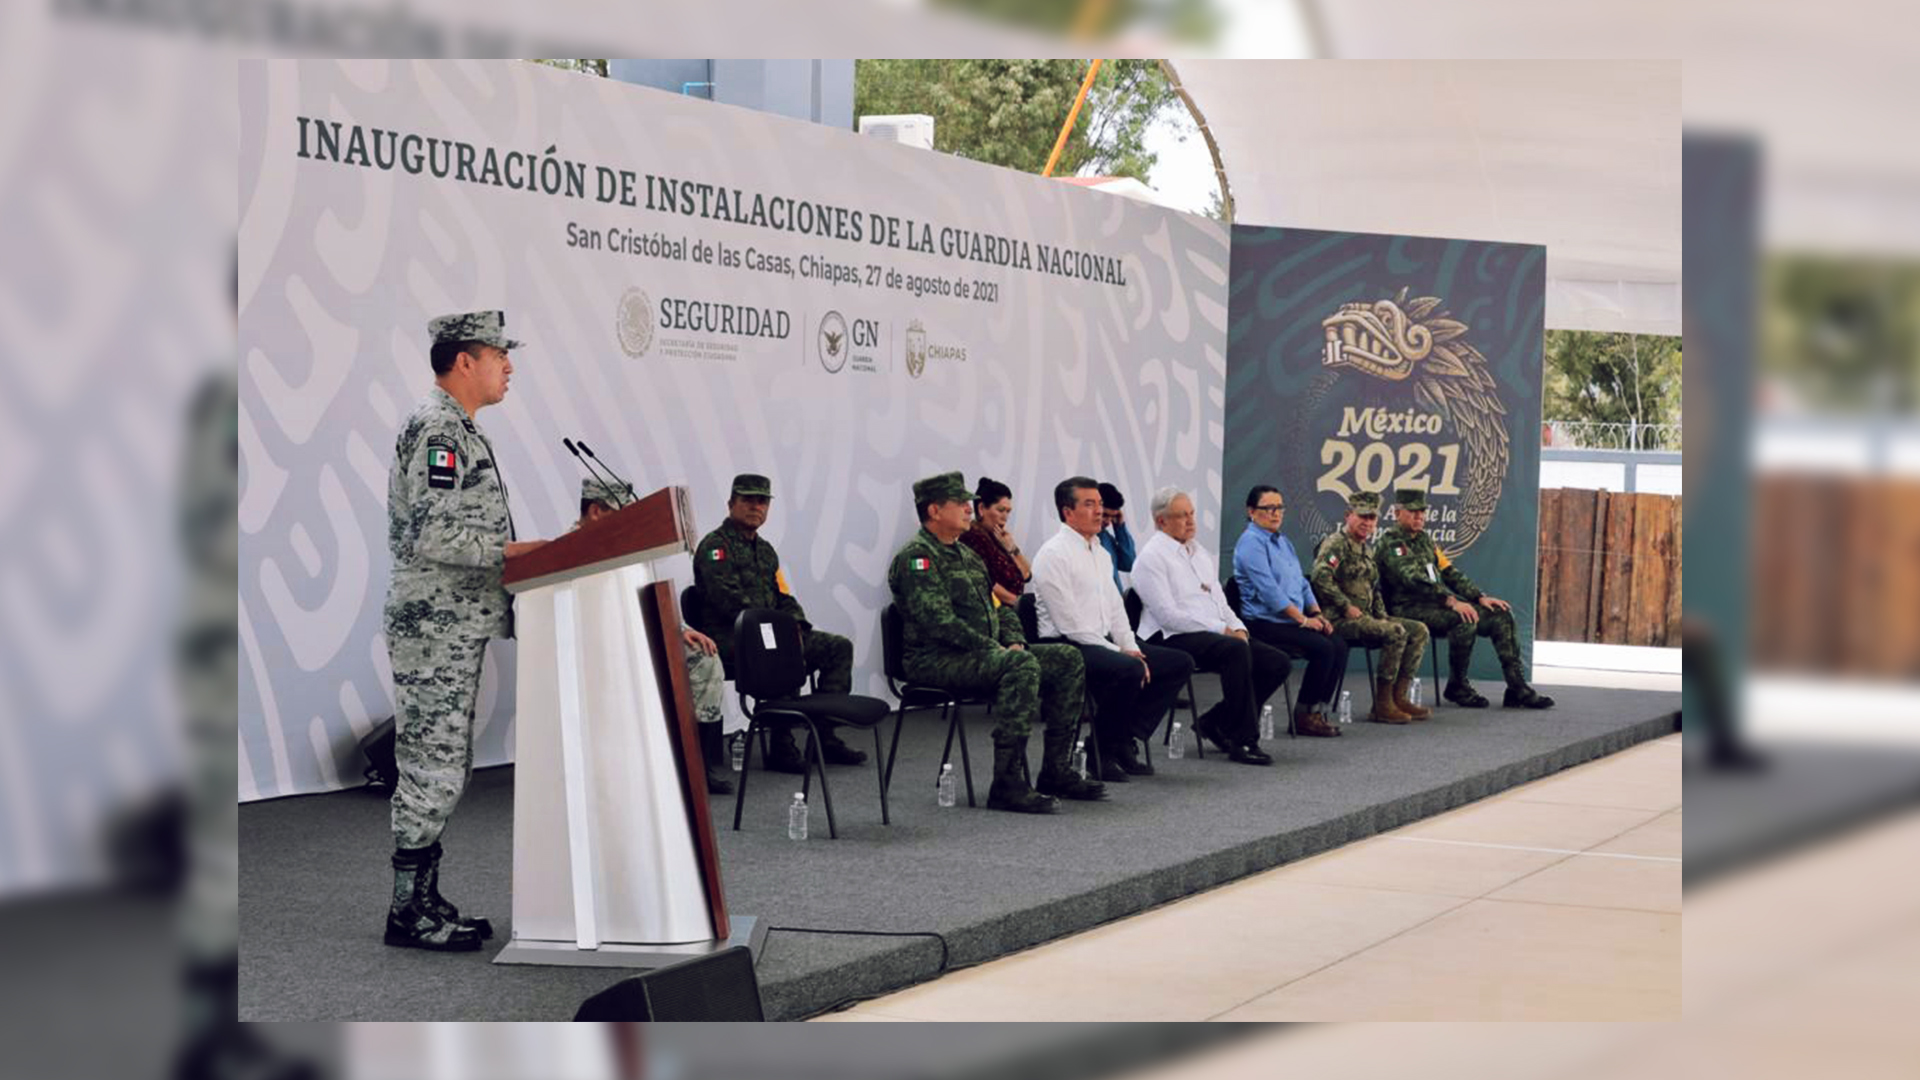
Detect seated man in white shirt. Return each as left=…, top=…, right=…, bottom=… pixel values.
left=1132, top=488, right=1283, bottom=766
left=1032, top=476, right=1196, bottom=782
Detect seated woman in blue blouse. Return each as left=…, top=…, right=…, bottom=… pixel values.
left=1232, top=484, right=1349, bottom=737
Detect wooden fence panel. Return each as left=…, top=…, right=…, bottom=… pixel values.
left=1536, top=488, right=1682, bottom=647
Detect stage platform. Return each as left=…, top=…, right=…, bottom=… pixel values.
left=239, top=678, right=1679, bottom=1021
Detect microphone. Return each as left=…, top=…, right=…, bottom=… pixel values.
left=576, top=440, right=638, bottom=504
left=563, top=437, right=625, bottom=503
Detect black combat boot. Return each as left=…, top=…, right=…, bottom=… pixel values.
left=699, top=721, right=734, bottom=794
left=385, top=846, right=484, bottom=951
left=417, top=841, right=492, bottom=939
left=1035, top=723, right=1107, bottom=801
left=1503, top=685, right=1556, bottom=709
left=987, top=737, right=1058, bottom=814
left=1444, top=679, right=1491, bottom=708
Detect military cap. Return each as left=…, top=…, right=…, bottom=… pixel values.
left=428, top=309, right=524, bottom=350
left=580, top=476, right=634, bottom=511
left=1347, top=491, right=1382, bottom=515
left=1392, top=487, right=1430, bottom=511
left=912, top=471, right=970, bottom=505
left=730, top=473, right=773, bottom=498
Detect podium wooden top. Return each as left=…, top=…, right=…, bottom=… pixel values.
left=504, top=485, right=696, bottom=593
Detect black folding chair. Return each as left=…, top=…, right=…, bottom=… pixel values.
left=879, top=603, right=980, bottom=807
left=1123, top=588, right=1206, bottom=758
left=729, top=609, right=893, bottom=838
left=1223, top=576, right=1298, bottom=738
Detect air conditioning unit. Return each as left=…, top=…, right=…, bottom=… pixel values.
left=858, top=114, right=934, bottom=151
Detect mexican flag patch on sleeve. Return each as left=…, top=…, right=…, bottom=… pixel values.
left=426, top=443, right=457, bottom=489
left=909, top=557, right=931, bottom=571
left=1328, top=554, right=1339, bottom=567
left=707, top=548, right=726, bottom=562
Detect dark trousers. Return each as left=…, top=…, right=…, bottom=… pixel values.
left=1051, top=640, right=1196, bottom=747
left=1153, top=631, right=1292, bottom=746
left=1245, top=620, right=1349, bottom=710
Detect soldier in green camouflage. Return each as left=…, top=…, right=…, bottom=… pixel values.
left=1311, top=491, right=1431, bottom=723
left=383, top=309, right=549, bottom=952
left=692, top=473, right=865, bottom=772
left=577, top=477, right=734, bottom=795
left=889, top=472, right=1101, bottom=813
left=1375, top=488, right=1553, bottom=710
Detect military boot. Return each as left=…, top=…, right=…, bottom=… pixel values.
left=1370, top=680, right=1411, bottom=723
left=417, top=841, right=492, bottom=939
left=1444, top=679, right=1491, bottom=708
left=698, top=721, right=734, bottom=794
left=987, top=737, right=1058, bottom=814
left=386, top=847, right=484, bottom=952
left=1503, top=685, right=1556, bottom=709
left=1035, top=723, right=1107, bottom=801
left=1393, top=677, right=1431, bottom=720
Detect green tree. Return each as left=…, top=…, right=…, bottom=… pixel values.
left=1764, top=255, right=1920, bottom=413
left=1543, top=330, right=1683, bottom=449
left=854, top=60, right=1190, bottom=184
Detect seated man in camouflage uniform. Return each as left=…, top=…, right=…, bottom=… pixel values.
left=692, top=473, right=866, bottom=772
left=1375, top=488, right=1554, bottom=710
left=889, top=472, right=1103, bottom=813
left=384, top=309, right=549, bottom=952
left=1311, top=491, right=1431, bottom=723
left=576, top=477, right=734, bottom=795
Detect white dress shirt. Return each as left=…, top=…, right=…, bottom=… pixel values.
left=1032, top=523, right=1137, bottom=651
left=1132, top=529, right=1245, bottom=640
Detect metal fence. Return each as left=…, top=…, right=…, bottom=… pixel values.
left=1542, top=420, right=1682, bottom=452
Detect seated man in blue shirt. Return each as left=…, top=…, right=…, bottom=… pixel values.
left=1096, top=482, right=1136, bottom=595
left=1232, top=485, right=1349, bottom=737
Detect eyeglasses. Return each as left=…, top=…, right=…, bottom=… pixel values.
left=1254, top=503, right=1285, bottom=513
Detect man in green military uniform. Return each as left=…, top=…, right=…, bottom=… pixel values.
left=577, top=477, right=734, bottom=795
left=692, top=473, right=866, bottom=772
left=888, top=472, right=1103, bottom=813
left=1311, top=491, right=1431, bottom=723
left=1375, top=488, right=1553, bottom=710
left=384, top=309, right=549, bottom=952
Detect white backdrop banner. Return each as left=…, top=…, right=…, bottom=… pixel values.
left=238, top=59, right=1229, bottom=801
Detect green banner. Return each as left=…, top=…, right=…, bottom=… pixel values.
left=1225, top=226, right=1546, bottom=681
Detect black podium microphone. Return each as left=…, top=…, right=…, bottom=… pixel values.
left=576, top=440, right=639, bottom=504
left=563, top=437, right=625, bottom=504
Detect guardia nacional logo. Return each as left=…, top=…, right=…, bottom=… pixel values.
left=817, top=310, right=848, bottom=374
left=616, top=286, right=654, bottom=358
left=904, top=319, right=927, bottom=379
left=1315, top=287, right=1509, bottom=553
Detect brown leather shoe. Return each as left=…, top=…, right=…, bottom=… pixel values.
left=1393, top=676, right=1431, bottom=720
left=1295, top=710, right=1341, bottom=737
left=1371, top=680, right=1411, bottom=723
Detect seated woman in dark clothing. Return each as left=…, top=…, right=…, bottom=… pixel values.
left=959, top=476, right=1032, bottom=607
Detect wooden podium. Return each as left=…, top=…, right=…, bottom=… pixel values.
left=491, top=485, right=759, bottom=967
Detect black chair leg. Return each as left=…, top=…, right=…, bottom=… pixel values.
left=952, top=702, right=976, bottom=807
left=873, top=725, right=890, bottom=826
left=731, top=716, right=758, bottom=831
left=804, top=721, right=838, bottom=839
left=883, top=703, right=910, bottom=794
left=1283, top=681, right=1296, bottom=738
left=938, top=700, right=959, bottom=773
left=1431, top=636, right=1444, bottom=704
left=1364, top=649, right=1376, bottom=715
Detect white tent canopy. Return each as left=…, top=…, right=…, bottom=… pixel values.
left=1172, top=60, right=1681, bottom=336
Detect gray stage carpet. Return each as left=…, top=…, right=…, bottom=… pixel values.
left=239, top=678, right=1678, bottom=1021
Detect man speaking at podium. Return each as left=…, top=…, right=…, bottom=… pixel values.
left=381, top=310, right=547, bottom=952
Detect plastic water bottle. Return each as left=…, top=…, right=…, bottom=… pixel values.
left=787, top=793, right=808, bottom=840
left=730, top=734, right=745, bottom=773
left=1167, top=722, right=1185, bottom=759
left=937, top=763, right=957, bottom=807
left=1071, top=738, right=1088, bottom=779
left=1259, top=704, right=1275, bottom=742
left=1338, top=690, right=1353, bottom=725
left=1409, top=678, right=1423, bottom=708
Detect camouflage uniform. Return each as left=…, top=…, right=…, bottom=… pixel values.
left=578, top=477, right=732, bottom=793
left=1311, top=496, right=1430, bottom=683
left=1375, top=488, right=1545, bottom=707
left=890, top=472, right=1097, bottom=811
left=692, top=473, right=858, bottom=764
left=382, top=310, right=523, bottom=953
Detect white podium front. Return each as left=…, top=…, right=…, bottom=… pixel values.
left=492, top=486, right=757, bottom=967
